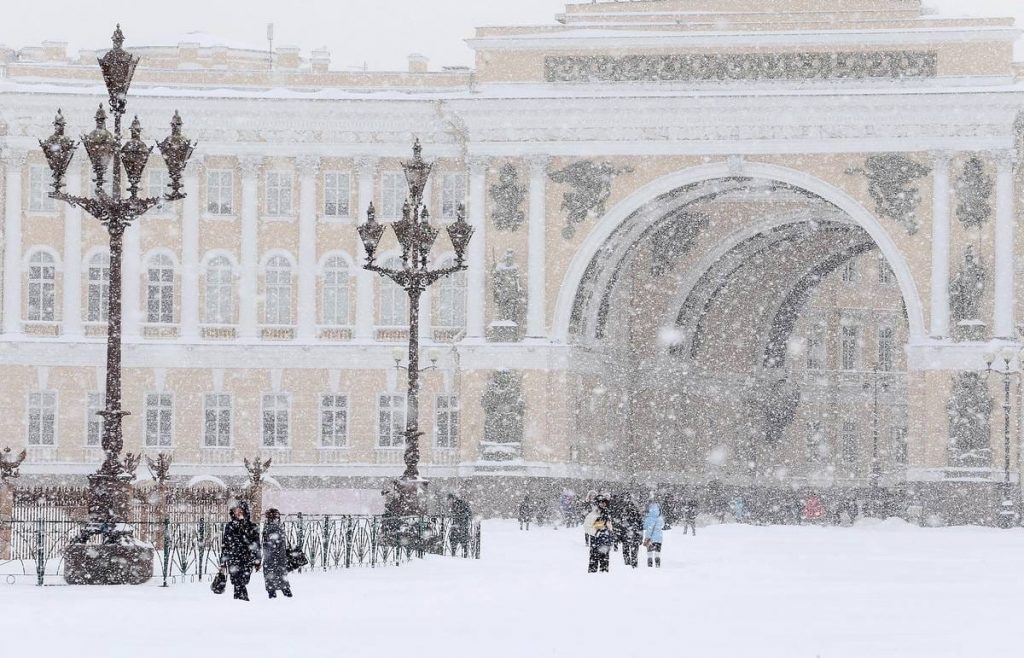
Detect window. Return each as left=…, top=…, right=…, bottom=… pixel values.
left=841, top=421, right=858, bottom=465
left=264, top=256, right=293, bottom=325
left=841, top=258, right=858, bottom=284
left=806, top=324, right=825, bottom=370
left=380, top=171, right=405, bottom=219
left=323, top=171, right=350, bottom=217
left=87, top=252, right=110, bottom=322
left=436, top=259, right=467, bottom=328
left=144, top=393, right=174, bottom=447
left=321, top=256, right=350, bottom=325
left=86, top=392, right=104, bottom=447
left=265, top=171, right=293, bottom=216
left=378, top=393, right=406, bottom=447
left=806, top=422, right=826, bottom=464
left=27, top=251, right=57, bottom=322
left=877, top=326, right=895, bottom=372
left=204, top=256, right=234, bottom=324
left=262, top=394, right=290, bottom=447
left=841, top=325, right=859, bottom=371
left=435, top=394, right=459, bottom=449
left=379, top=257, right=407, bottom=326
left=892, top=426, right=908, bottom=466
left=878, top=256, right=895, bottom=286
left=320, top=394, right=348, bottom=447
left=27, top=391, right=57, bottom=446
left=203, top=393, right=232, bottom=447
left=29, top=165, right=57, bottom=212
left=440, top=172, right=466, bottom=221
left=207, top=170, right=234, bottom=215
left=147, top=169, right=169, bottom=201
left=146, top=254, right=175, bottom=324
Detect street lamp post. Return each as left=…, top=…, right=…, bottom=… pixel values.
left=863, top=365, right=889, bottom=514
left=983, top=347, right=1020, bottom=528
left=38, top=26, right=194, bottom=533
left=358, top=140, right=473, bottom=513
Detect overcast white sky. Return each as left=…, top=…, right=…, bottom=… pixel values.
left=1, top=0, right=1021, bottom=71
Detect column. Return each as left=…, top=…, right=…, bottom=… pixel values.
left=62, top=165, right=84, bottom=337
left=354, top=156, right=377, bottom=340
left=993, top=149, right=1016, bottom=339
left=238, top=156, right=262, bottom=341
left=420, top=286, right=432, bottom=342
left=180, top=157, right=202, bottom=341
left=929, top=151, right=952, bottom=339
left=2, top=149, right=26, bottom=336
left=296, top=155, right=319, bottom=342
left=465, top=156, right=488, bottom=340
left=122, top=210, right=142, bottom=338
left=526, top=155, right=549, bottom=340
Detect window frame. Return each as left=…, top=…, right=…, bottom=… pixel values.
left=27, top=390, right=58, bottom=447
left=261, top=393, right=291, bottom=447
left=377, top=393, right=407, bottom=448
left=380, top=171, right=405, bottom=219
left=206, top=169, right=235, bottom=216
left=146, top=253, right=176, bottom=324
left=440, top=172, right=466, bottom=221
left=323, top=170, right=351, bottom=219
left=321, top=256, right=351, bottom=326
left=263, top=255, right=293, bottom=325
left=85, top=392, right=104, bottom=447
left=378, top=256, right=407, bottom=326
left=265, top=170, right=294, bottom=217
left=841, top=324, right=859, bottom=371
left=144, top=392, right=174, bottom=448
left=320, top=393, right=349, bottom=448
left=203, top=393, right=233, bottom=448
left=87, top=252, right=110, bottom=323
left=27, top=251, right=58, bottom=322
left=29, top=165, right=57, bottom=213
left=436, top=259, right=467, bottom=329
left=204, top=255, right=235, bottom=325
left=434, top=394, right=460, bottom=449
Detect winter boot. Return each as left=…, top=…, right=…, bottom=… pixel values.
left=268, top=590, right=277, bottom=599
left=647, top=557, right=653, bottom=568
left=234, top=586, right=249, bottom=601
left=655, top=554, right=661, bottom=568
left=282, top=586, right=293, bottom=598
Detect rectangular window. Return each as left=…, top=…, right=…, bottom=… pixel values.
left=378, top=393, right=406, bottom=447
left=841, top=325, right=859, bottom=371
left=806, top=422, right=825, bottom=464
left=323, top=171, right=351, bottom=217
left=147, top=169, right=170, bottom=202
left=144, top=393, right=174, bottom=447
left=146, top=262, right=175, bottom=324
left=877, top=326, right=895, bottom=372
left=29, top=166, right=57, bottom=212
left=806, top=325, right=826, bottom=370
left=262, top=394, right=290, bottom=447
left=841, top=421, right=858, bottom=464
left=878, top=256, right=895, bottom=286
left=892, top=426, right=908, bottom=466
left=381, top=172, right=405, bottom=219
left=207, top=170, right=234, bottom=215
left=440, top=172, right=466, bottom=221
left=27, top=391, right=57, bottom=446
left=86, top=392, right=104, bottom=447
left=841, top=258, right=858, bottom=284
left=320, top=394, right=349, bottom=447
left=265, top=171, right=293, bottom=216
left=203, top=393, right=232, bottom=447
left=435, top=394, right=460, bottom=449
left=87, top=257, right=110, bottom=322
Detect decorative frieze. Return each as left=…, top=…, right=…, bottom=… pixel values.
left=544, top=51, right=938, bottom=83
left=955, top=156, right=993, bottom=228
left=549, top=160, right=632, bottom=239
left=847, top=154, right=931, bottom=234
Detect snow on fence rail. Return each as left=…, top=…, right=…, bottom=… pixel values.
left=0, top=514, right=481, bottom=586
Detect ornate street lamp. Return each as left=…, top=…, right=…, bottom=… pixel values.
left=358, top=140, right=473, bottom=513
left=38, top=26, right=194, bottom=547
left=983, top=347, right=1021, bottom=528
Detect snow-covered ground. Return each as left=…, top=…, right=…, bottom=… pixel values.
left=4, top=519, right=1023, bottom=658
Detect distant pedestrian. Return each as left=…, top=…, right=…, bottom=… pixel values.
left=448, top=493, right=473, bottom=557
left=584, top=494, right=614, bottom=573
left=612, top=493, right=643, bottom=568
left=261, top=508, right=292, bottom=599
left=220, top=500, right=261, bottom=601
left=682, top=499, right=698, bottom=536
left=643, top=500, right=665, bottom=568
left=802, top=493, right=824, bottom=524
left=559, top=490, right=577, bottom=527
left=730, top=496, right=747, bottom=523
left=518, top=494, right=534, bottom=531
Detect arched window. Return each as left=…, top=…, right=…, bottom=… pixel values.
left=87, top=252, right=110, bottom=322
left=436, top=258, right=466, bottom=328
left=264, top=255, right=293, bottom=325
left=321, top=256, right=350, bottom=326
left=204, top=256, right=234, bottom=324
left=379, top=256, right=407, bottom=326
left=146, top=254, right=175, bottom=324
left=27, top=251, right=57, bottom=321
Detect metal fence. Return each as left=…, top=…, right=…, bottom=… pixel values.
left=0, top=514, right=481, bottom=586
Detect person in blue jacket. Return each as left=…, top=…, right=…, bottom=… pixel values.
left=643, top=500, right=665, bottom=568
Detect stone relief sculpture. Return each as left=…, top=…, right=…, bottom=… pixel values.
left=949, top=246, right=987, bottom=340
left=544, top=51, right=938, bottom=83
left=489, top=163, right=526, bottom=231
left=549, top=160, right=633, bottom=239
left=847, top=154, right=931, bottom=234
left=955, top=156, right=993, bottom=228
left=489, top=250, right=526, bottom=342
left=947, top=371, right=993, bottom=468
left=481, top=369, right=526, bottom=461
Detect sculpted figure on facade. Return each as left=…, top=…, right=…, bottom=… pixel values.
left=848, top=154, right=931, bottom=234
left=492, top=250, right=526, bottom=325
left=954, top=156, right=993, bottom=228
left=481, top=370, right=526, bottom=461
left=949, top=247, right=986, bottom=328
left=489, top=163, right=526, bottom=231
left=549, top=160, right=632, bottom=239
left=947, top=371, right=993, bottom=468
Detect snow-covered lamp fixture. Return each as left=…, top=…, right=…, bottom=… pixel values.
left=97, top=24, right=139, bottom=114
left=120, top=116, right=152, bottom=197
left=157, top=111, right=196, bottom=201
left=39, top=110, right=77, bottom=195
left=82, top=105, right=115, bottom=194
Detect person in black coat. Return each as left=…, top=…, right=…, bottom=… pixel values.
left=517, top=494, right=534, bottom=531
left=611, top=494, right=644, bottom=568
left=448, top=493, right=473, bottom=557
left=261, top=508, right=292, bottom=599
left=220, top=500, right=262, bottom=601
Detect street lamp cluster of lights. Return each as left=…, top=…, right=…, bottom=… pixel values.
left=983, top=347, right=1023, bottom=528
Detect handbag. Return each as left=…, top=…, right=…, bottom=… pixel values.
left=211, top=571, right=226, bottom=594
left=286, top=547, right=309, bottom=572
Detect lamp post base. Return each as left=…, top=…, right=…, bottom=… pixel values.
left=997, top=483, right=1017, bottom=529
left=390, top=478, right=429, bottom=516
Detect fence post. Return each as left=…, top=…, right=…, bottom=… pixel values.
left=0, top=482, right=12, bottom=562
left=161, top=517, right=171, bottom=587
left=35, top=519, right=45, bottom=587
left=344, top=516, right=353, bottom=569
left=417, top=515, right=425, bottom=559
left=321, top=516, right=329, bottom=570
left=197, top=518, right=206, bottom=580
left=474, top=521, right=481, bottom=560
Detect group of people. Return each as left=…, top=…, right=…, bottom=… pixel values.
left=582, top=493, right=667, bottom=573
left=219, top=501, right=294, bottom=601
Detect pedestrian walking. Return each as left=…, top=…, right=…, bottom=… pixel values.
left=643, top=500, right=665, bottom=568
left=584, top=494, right=615, bottom=572
left=682, top=498, right=698, bottom=536
left=612, top=493, right=643, bottom=568
left=219, top=500, right=262, bottom=601
left=518, top=494, right=534, bottom=531
left=448, top=493, right=473, bottom=557
left=261, top=508, right=292, bottom=599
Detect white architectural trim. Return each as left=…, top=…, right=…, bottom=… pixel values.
left=526, top=155, right=549, bottom=340
left=354, top=156, right=377, bottom=340
left=2, top=148, right=26, bottom=335
left=238, top=155, right=262, bottom=341
left=993, top=149, right=1016, bottom=339
left=180, top=157, right=202, bottom=341
left=465, top=156, right=487, bottom=340
left=296, top=155, right=320, bottom=342
left=62, top=166, right=83, bottom=337
left=929, top=151, right=952, bottom=339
